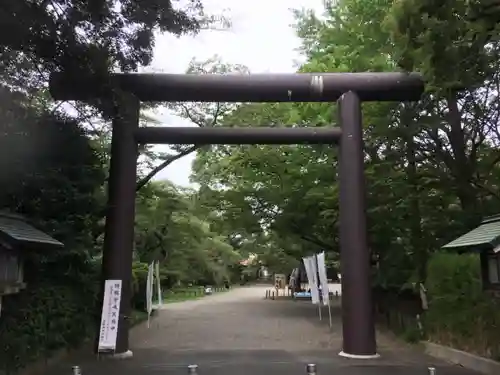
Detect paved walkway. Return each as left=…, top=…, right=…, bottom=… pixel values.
left=48, top=285, right=479, bottom=375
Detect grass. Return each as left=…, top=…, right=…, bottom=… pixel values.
left=130, top=286, right=231, bottom=327
left=130, top=309, right=149, bottom=326
left=162, top=286, right=228, bottom=303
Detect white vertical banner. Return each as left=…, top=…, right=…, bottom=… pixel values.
left=98, top=280, right=122, bottom=352
left=146, top=262, right=154, bottom=327
left=155, top=260, right=162, bottom=307
left=303, top=256, right=320, bottom=304
left=316, top=252, right=332, bottom=328
left=309, top=256, right=320, bottom=305
left=316, top=252, right=330, bottom=305
left=302, top=257, right=312, bottom=300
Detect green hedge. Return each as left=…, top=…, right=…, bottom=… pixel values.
left=0, top=282, right=98, bottom=369
left=0, top=259, right=195, bottom=373
left=0, top=257, right=100, bottom=373
left=0, top=260, right=155, bottom=373
left=424, top=252, right=500, bottom=360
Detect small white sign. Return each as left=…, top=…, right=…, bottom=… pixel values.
left=98, top=279, right=122, bottom=352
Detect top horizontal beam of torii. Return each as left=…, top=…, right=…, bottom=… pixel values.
left=49, top=72, right=424, bottom=103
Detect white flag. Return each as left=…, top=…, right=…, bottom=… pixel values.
left=155, top=260, right=162, bottom=307
left=316, top=252, right=330, bottom=305
left=303, top=256, right=320, bottom=304
left=309, top=256, right=320, bottom=304
left=146, top=262, right=154, bottom=315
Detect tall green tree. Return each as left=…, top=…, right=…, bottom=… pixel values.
left=190, top=0, right=500, bottom=290
left=135, top=181, right=241, bottom=286
left=0, top=0, right=228, bottom=90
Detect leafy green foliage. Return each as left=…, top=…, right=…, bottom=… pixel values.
left=189, top=0, right=500, bottom=271
left=0, top=2, right=240, bottom=373
left=182, top=0, right=500, bottom=358
left=0, top=279, right=99, bottom=371
left=0, top=86, right=106, bottom=249
left=425, top=253, right=500, bottom=359
left=2, top=0, right=500, bottom=367
left=386, top=0, right=500, bottom=91
left=0, top=87, right=105, bottom=372
left=0, top=84, right=241, bottom=372
left=0, top=0, right=222, bottom=91
left=135, top=182, right=242, bottom=287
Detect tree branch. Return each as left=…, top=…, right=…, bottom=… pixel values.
left=470, top=178, right=500, bottom=201
left=299, top=234, right=335, bottom=251
left=286, top=221, right=335, bottom=251
left=136, top=145, right=200, bottom=191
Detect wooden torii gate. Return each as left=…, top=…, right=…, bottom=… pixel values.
left=49, top=71, right=424, bottom=359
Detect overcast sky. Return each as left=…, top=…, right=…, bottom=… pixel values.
left=148, top=0, right=325, bottom=187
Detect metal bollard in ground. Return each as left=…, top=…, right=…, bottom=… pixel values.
left=306, top=363, right=317, bottom=375
left=72, top=366, right=81, bottom=375
left=187, top=364, right=198, bottom=375
left=428, top=367, right=436, bottom=375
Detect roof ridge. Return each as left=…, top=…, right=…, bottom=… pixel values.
left=482, top=214, right=500, bottom=224
left=0, top=210, right=26, bottom=221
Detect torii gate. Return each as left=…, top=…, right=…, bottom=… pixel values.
left=49, top=71, right=424, bottom=359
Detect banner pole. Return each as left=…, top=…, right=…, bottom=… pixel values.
left=156, top=260, right=162, bottom=307
left=316, top=254, right=322, bottom=321
left=328, top=300, right=332, bottom=328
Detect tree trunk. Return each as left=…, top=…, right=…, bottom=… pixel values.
left=446, top=91, right=480, bottom=224
left=402, top=105, right=426, bottom=282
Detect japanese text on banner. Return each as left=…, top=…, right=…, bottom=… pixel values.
left=98, top=279, right=122, bottom=352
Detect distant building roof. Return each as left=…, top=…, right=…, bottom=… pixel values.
left=0, top=211, right=64, bottom=249
left=239, top=253, right=257, bottom=266
left=442, top=214, right=500, bottom=250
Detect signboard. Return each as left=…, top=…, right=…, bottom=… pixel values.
left=98, top=279, right=122, bottom=352
left=274, top=273, right=286, bottom=289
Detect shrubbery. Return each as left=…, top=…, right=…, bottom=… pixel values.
left=0, top=255, right=100, bottom=373
left=376, top=252, right=500, bottom=360
left=424, top=252, right=500, bottom=360
left=0, top=259, right=157, bottom=373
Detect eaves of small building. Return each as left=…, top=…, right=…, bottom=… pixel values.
left=442, top=213, right=500, bottom=291
left=0, top=211, right=64, bottom=297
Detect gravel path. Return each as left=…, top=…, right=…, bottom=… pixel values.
left=126, top=285, right=478, bottom=373
left=131, top=285, right=341, bottom=351
left=46, top=284, right=480, bottom=375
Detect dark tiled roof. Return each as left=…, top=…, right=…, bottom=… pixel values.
left=0, top=211, right=63, bottom=248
